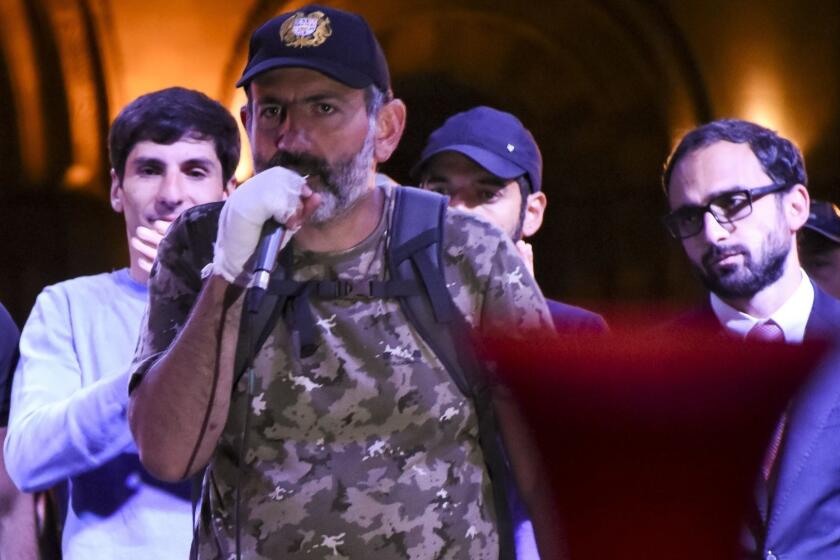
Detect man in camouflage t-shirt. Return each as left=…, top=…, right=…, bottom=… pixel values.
left=128, top=5, right=559, bottom=559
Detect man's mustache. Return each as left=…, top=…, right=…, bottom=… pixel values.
left=267, top=151, right=330, bottom=181
left=702, top=244, right=747, bottom=268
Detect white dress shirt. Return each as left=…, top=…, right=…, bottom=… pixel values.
left=710, top=270, right=815, bottom=344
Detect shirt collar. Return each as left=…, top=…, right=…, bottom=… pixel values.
left=709, top=269, right=815, bottom=344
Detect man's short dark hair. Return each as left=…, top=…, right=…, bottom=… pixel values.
left=661, top=118, right=807, bottom=194
left=108, top=87, right=240, bottom=183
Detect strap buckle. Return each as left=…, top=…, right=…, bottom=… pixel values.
left=336, top=280, right=374, bottom=297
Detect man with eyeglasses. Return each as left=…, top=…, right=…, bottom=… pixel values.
left=661, top=118, right=840, bottom=559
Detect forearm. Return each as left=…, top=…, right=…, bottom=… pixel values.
left=4, top=372, right=131, bottom=491
left=0, top=429, right=37, bottom=560
left=129, top=275, right=243, bottom=481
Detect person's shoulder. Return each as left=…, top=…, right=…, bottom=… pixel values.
left=0, top=302, right=17, bottom=337
left=444, top=206, right=506, bottom=236
left=441, top=206, right=509, bottom=255
left=40, top=270, right=122, bottom=298
left=547, top=299, right=608, bottom=333
left=808, top=284, right=840, bottom=337
left=389, top=185, right=507, bottom=247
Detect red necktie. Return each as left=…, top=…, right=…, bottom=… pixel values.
left=746, top=320, right=787, bottom=480
left=745, top=319, right=785, bottom=343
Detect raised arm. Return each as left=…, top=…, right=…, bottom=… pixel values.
left=129, top=276, right=243, bottom=481
left=129, top=166, right=314, bottom=481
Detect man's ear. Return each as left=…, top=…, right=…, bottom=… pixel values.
left=239, top=104, right=250, bottom=131
left=522, top=191, right=547, bottom=238
left=786, top=183, right=810, bottom=232
left=110, top=169, right=123, bottom=213
left=223, top=176, right=237, bottom=198
left=373, top=98, right=407, bottom=163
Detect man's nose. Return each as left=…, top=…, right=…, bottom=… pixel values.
left=156, top=172, right=185, bottom=211
left=274, top=110, right=309, bottom=152
left=701, top=210, right=733, bottom=243
left=447, top=194, right=473, bottom=211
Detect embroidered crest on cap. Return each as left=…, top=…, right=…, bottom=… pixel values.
left=279, top=11, right=332, bottom=48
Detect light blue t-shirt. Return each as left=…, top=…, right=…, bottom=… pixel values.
left=4, top=269, right=192, bottom=559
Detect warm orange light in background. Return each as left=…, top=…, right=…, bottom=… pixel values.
left=738, top=68, right=811, bottom=152
left=0, top=0, right=45, bottom=186
left=669, top=62, right=817, bottom=158
left=230, top=88, right=253, bottom=185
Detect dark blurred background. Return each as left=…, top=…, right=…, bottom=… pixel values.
left=1, top=0, right=838, bottom=325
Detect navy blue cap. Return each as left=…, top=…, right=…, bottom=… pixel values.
left=413, top=106, right=543, bottom=192
left=237, top=5, right=390, bottom=92
left=804, top=200, right=840, bottom=243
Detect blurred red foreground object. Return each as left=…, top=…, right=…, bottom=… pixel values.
left=489, top=329, right=828, bottom=560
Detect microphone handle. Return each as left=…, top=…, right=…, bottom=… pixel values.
left=246, top=219, right=286, bottom=314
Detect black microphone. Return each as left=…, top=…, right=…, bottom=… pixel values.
left=245, top=219, right=286, bottom=314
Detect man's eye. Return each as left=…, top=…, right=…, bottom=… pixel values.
left=713, top=193, right=750, bottom=216
left=138, top=166, right=161, bottom=176
left=186, top=168, right=209, bottom=178
left=315, top=103, right=335, bottom=115
left=678, top=210, right=702, bottom=227
left=479, top=190, right=501, bottom=203
left=259, top=106, right=281, bottom=119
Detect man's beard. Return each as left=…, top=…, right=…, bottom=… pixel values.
left=259, top=124, right=376, bottom=225
left=693, top=228, right=790, bottom=300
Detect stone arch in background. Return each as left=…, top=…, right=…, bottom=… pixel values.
left=0, top=0, right=119, bottom=323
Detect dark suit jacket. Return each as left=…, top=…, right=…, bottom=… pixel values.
left=674, top=285, right=840, bottom=559
left=547, top=299, right=608, bottom=334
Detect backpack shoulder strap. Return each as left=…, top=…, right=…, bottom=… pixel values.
left=388, top=186, right=517, bottom=559
left=233, top=245, right=294, bottom=384
left=388, top=187, right=469, bottom=394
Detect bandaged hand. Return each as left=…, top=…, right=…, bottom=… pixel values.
left=212, top=166, right=307, bottom=285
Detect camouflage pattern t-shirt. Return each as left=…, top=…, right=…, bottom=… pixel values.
left=131, top=185, right=553, bottom=559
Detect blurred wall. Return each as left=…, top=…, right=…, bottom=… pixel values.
left=1, top=0, right=838, bottom=324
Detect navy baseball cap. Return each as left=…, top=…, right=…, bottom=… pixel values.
left=804, top=200, right=840, bottom=243
left=412, top=106, right=543, bottom=192
left=237, top=5, right=390, bottom=92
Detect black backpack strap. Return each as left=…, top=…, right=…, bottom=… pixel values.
left=233, top=245, right=296, bottom=385
left=388, top=186, right=517, bottom=560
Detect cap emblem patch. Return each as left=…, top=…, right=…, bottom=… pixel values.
left=280, top=11, right=333, bottom=48
left=507, top=143, right=515, bottom=152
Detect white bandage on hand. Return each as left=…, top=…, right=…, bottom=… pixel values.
left=212, top=166, right=306, bottom=285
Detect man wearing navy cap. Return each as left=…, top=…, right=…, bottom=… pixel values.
left=799, top=200, right=840, bottom=299
left=128, top=6, right=561, bottom=559
left=415, top=107, right=607, bottom=333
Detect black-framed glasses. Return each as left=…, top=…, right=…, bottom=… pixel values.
left=663, top=182, right=793, bottom=240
